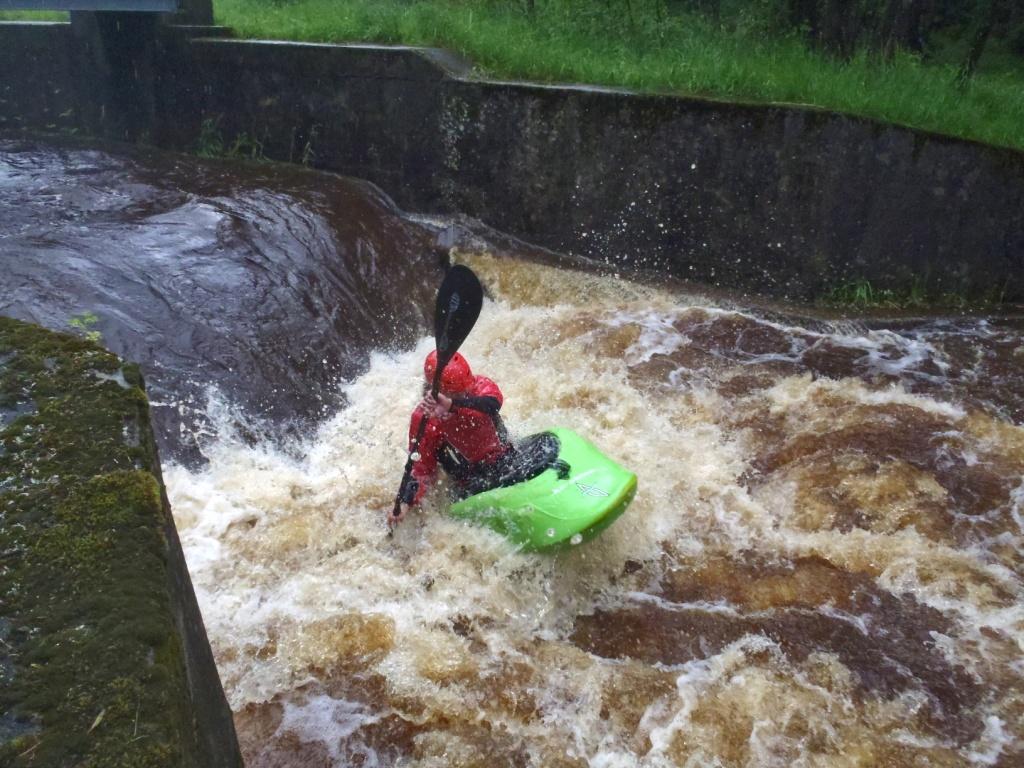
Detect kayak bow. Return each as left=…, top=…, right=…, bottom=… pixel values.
left=448, top=428, right=636, bottom=550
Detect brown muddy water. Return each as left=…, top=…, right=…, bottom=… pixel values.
left=2, top=139, right=1023, bottom=767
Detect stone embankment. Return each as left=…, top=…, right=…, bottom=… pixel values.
left=0, top=318, right=242, bottom=767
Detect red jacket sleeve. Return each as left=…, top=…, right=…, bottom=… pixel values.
left=408, top=407, right=441, bottom=505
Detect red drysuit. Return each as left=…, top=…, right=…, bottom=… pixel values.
left=405, top=375, right=510, bottom=505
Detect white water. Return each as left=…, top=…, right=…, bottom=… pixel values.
left=166, top=253, right=1024, bottom=767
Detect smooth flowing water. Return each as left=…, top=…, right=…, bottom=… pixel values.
left=2, top=139, right=1022, bottom=767
left=0, top=138, right=439, bottom=462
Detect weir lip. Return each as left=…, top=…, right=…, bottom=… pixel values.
left=0, top=137, right=442, bottom=464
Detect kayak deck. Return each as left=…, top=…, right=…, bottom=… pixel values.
left=448, top=428, right=637, bottom=550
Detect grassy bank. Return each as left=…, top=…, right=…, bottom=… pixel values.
left=0, top=11, right=66, bottom=21
left=211, top=0, right=1024, bottom=152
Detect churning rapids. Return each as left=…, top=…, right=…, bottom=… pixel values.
left=2, top=139, right=1023, bottom=767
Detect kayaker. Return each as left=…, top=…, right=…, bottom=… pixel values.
left=390, top=350, right=515, bottom=528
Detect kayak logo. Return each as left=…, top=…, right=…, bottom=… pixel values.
left=575, top=482, right=609, bottom=498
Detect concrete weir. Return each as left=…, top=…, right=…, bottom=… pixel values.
left=0, top=21, right=1022, bottom=302
left=0, top=318, right=243, bottom=766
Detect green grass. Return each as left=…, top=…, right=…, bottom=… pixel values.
left=823, top=278, right=926, bottom=310
left=819, top=277, right=1007, bottom=310
left=0, top=11, right=66, bottom=20
left=211, top=0, right=1024, bottom=152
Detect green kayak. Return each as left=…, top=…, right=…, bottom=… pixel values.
left=448, top=428, right=637, bottom=551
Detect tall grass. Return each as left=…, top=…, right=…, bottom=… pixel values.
left=212, top=0, right=1024, bottom=151
left=0, top=11, right=66, bottom=20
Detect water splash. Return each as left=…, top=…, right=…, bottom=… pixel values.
left=167, top=253, right=1024, bottom=767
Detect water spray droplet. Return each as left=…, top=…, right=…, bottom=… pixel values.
left=570, top=533, right=583, bottom=546
left=546, top=528, right=556, bottom=538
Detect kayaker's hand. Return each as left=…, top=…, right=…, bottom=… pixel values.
left=389, top=503, right=410, bottom=529
left=420, top=393, right=453, bottom=419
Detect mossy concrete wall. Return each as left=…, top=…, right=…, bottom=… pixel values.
left=1, top=24, right=1023, bottom=302
left=0, top=318, right=242, bottom=767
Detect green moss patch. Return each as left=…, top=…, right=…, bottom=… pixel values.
left=0, top=317, right=191, bottom=767
left=818, top=276, right=1010, bottom=311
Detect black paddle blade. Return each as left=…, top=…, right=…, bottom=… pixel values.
left=391, top=264, right=484, bottom=521
left=434, top=264, right=483, bottom=365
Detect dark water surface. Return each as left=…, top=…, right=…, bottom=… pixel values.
left=2, top=139, right=1023, bottom=767
left=1, top=137, right=440, bottom=461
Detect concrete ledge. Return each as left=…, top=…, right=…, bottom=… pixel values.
left=0, top=318, right=242, bottom=767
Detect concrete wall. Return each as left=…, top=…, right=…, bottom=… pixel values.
left=0, top=317, right=243, bottom=767
left=1, top=22, right=1022, bottom=301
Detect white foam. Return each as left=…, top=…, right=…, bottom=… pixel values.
left=966, top=716, right=1011, bottom=766
left=276, top=694, right=384, bottom=764
left=163, top=256, right=1024, bottom=766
